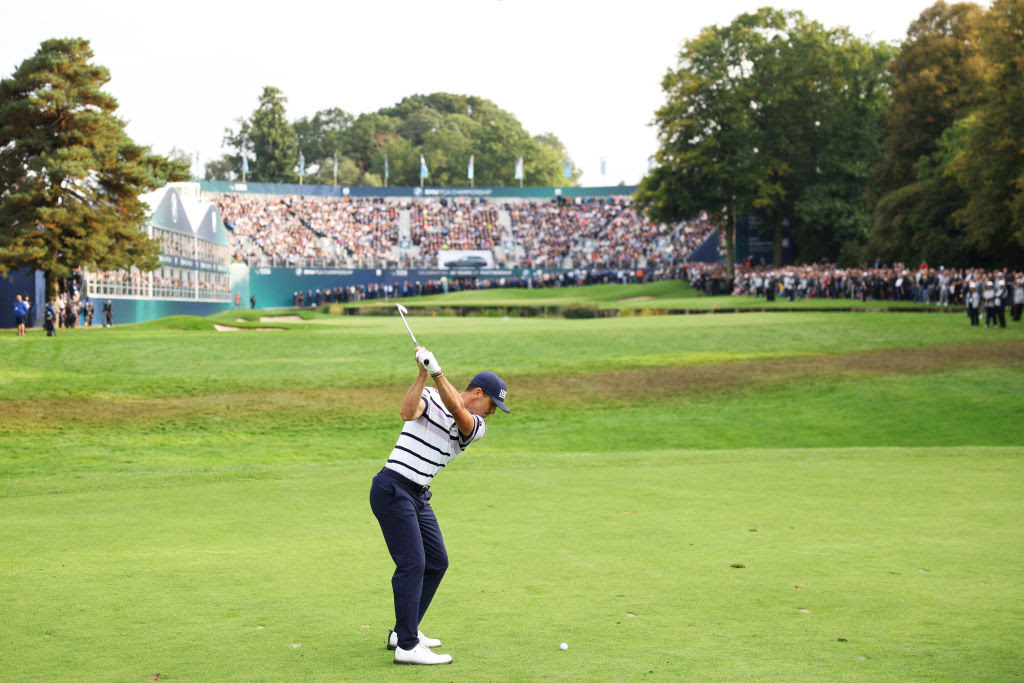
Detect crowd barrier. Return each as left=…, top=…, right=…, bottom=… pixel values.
left=239, top=265, right=603, bottom=309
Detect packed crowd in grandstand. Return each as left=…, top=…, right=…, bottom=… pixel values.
left=210, top=194, right=710, bottom=274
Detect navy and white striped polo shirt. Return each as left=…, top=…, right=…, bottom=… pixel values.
left=385, top=386, right=487, bottom=486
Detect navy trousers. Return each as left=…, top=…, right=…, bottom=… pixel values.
left=370, top=468, right=448, bottom=650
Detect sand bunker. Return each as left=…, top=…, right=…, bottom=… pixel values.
left=260, top=315, right=303, bottom=323
left=619, top=296, right=654, bottom=302
left=214, top=324, right=283, bottom=332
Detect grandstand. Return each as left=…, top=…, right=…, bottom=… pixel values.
left=89, top=183, right=232, bottom=303
left=67, top=183, right=233, bottom=325
left=209, top=189, right=718, bottom=273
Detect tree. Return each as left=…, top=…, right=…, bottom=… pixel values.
left=636, top=8, right=892, bottom=267
left=346, top=93, right=575, bottom=186
left=636, top=10, right=766, bottom=273
left=294, top=107, right=353, bottom=184
left=0, top=38, right=189, bottom=298
left=948, top=0, right=1024, bottom=266
left=877, top=2, right=985, bottom=190
left=204, top=155, right=237, bottom=181
left=867, top=1, right=985, bottom=265
left=221, top=87, right=299, bottom=183
left=167, top=147, right=198, bottom=180
left=217, top=90, right=576, bottom=187
left=779, top=27, right=894, bottom=264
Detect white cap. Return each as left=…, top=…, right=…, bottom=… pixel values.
left=986, top=280, right=993, bottom=286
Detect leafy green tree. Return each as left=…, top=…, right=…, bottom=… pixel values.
left=779, top=28, right=894, bottom=264
left=221, top=88, right=298, bottom=183
left=637, top=8, right=892, bottom=267
left=167, top=147, right=198, bottom=180
left=636, top=10, right=766, bottom=271
left=949, top=0, right=1024, bottom=265
left=219, top=90, right=575, bottom=187
left=347, top=93, right=573, bottom=186
left=204, top=155, right=237, bottom=181
left=867, top=1, right=984, bottom=265
left=876, top=1, right=985, bottom=190
left=248, top=87, right=298, bottom=183
left=341, top=112, right=409, bottom=183
left=294, top=107, right=353, bottom=183
left=535, top=132, right=580, bottom=184
left=0, top=38, right=189, bottom=298
left=909, top=120, right=980, bottom=264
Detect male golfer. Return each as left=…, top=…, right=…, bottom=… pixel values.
left=370, top=346, right=509, bottom=665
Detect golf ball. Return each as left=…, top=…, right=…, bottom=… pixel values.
left=560, top=642, right=568, bottom=650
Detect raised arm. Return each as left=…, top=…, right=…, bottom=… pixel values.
left=431, top=372, right=476, bottom=436
left=415, top=347, right=476, bottom=436
left=400, top=354, right=429, bottom=421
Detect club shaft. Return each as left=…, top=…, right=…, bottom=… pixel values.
left=399, top=312, right=419, bottom=347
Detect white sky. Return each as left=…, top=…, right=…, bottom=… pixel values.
left=1, top=0, right=951, bottom=187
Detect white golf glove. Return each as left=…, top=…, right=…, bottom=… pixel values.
left=416, top=348, right=441, bottom=375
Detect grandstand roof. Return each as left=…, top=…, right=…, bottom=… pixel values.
left=142, top=183, right=230, bottom=246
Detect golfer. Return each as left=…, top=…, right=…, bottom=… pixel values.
left=370, top=346, right=509, bottom=665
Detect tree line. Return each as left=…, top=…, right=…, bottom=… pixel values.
left=637, top=1, right=1024, bottom=270
left=205, top=89, right=579, bottom=188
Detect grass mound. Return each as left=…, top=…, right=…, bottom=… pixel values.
left=133, top=314, right=218, bottom=331
left=131, top=310, right=325, bottom=332
left=338, top=279, right=961, bottom=314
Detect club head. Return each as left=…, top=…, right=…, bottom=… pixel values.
left=396, top=303, right=409, bottom=315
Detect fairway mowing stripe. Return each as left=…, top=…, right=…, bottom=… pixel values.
left=2, top=340, right=1021, bottom=429
left=454, top=445, right=1024, bottom=469
left=510, top=340, right=1024, bottom=402
left=0, top=386, right=400, bottom=428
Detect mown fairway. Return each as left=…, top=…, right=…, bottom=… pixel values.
left=1, top=298, right=1023, bottom=681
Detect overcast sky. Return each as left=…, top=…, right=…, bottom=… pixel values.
left=2, top=0, right=956, bottom=187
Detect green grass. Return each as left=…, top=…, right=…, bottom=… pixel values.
left=342, top=280, right=953, bottom=311
left=1, top=304, right=1022, bottom=680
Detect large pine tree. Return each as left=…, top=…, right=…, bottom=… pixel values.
left=0, top=37, right=188, bottom=297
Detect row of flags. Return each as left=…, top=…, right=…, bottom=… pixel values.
left=235, top=152, right=659, bottom=181
left=416, top=154, right=559, bottom=181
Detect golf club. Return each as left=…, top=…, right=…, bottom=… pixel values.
left=396, top=303, right=435, bottom=371
left=395, top=303, right=418, bottom=346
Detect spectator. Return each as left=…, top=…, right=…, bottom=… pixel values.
left=12, top=294, right=28, bottom=336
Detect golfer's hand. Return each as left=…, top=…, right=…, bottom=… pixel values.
left=416, top=347, right=441, bottom=375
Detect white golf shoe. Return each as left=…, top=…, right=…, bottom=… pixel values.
left=393, top=641, right=452, bottom=665
left=387, top=629, right=441, bottom=650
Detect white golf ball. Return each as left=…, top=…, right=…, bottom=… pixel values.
left=560, top=642, right=568, bottom=650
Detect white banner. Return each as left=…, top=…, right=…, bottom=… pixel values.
left=436, top=249, right=494, bottom=269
